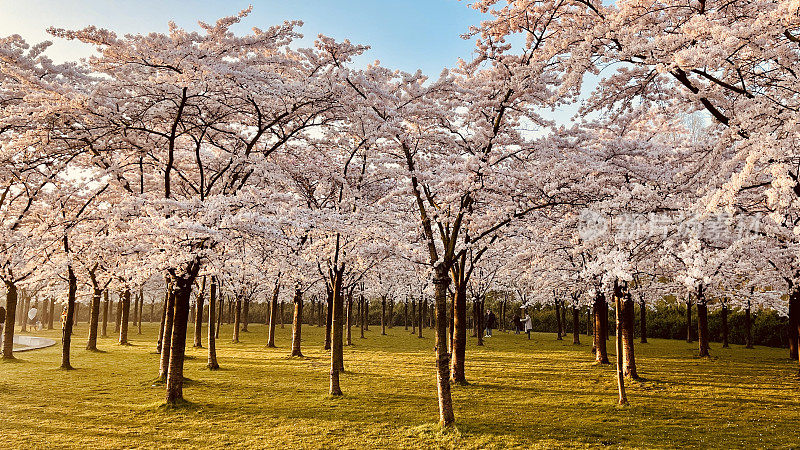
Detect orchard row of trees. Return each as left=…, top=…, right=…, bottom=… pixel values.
left=2, top=1, right=799, bottom=426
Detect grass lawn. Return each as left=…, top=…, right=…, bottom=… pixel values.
left=1, top=321, right=799, bottom=448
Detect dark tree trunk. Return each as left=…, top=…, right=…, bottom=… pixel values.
left=165, top=267, right=199, bottom=406
left=242, top=298, right=250, bottom=332
left=697, top=284, right=710, bottom=357
left=476, top=297, right=484, bottom=346
left=309, top=297, right=315, bottom=326
left=345, top=291, right=352, bottom=346
left=159, top=285, right=175, bottom=381
left=86, top=288, right=101, bottom=351
left=594, top=293, right=609, bottom=364
left=451, top=284, right=467, bottom=384
left=2, top=282, right=18, bottom=359
left=620, top=291, right=637, bottom=379
left=318, top=299, right=324, bottom=327
left=471, top=299, right=478, bottom=338
left=433, top=270, right=455, bottom=427
left=572, top=305, right=580, bottom=345
left=388, top=299, right=394, bottom=328
left=614, top=291, right=627, bottom=405
left=501, top=300, right=506, bottom=332
left=291, top=288, right=304, bottom=357
left=21, top=293, right=29, bottom=332
left=119, top=289, right=131, bottom=345
left=639, top=295, right=647, bottom=344
left=157, top=283, right=169, bottom=354
left=686, top=296, right=693, bottom=343
left=48, top=297, right=55, bottom=330
left=267, top=284, right=280, bottom=348
left=721, top=302, right=729, bottom=348
left=745, top=299, right=753, bottom=349
left=359, top=295, right=365, bottom=339
left=555, top=299, right=563, bottom=340
left=418, top=298, right=424, bottom=339
left=138, top=290, right=144, bottom=335
left=232, top=297, right=241, bottom=343
left=364, top=300, right=370, bottom=331
left=788, top=289, right=799, bottom=360
left=411, top=300, right=416, bottom=334
left=61, top=264, right=78, bottom=370
left=329, top=269, right=344, bottom=396
left=114, top=295, right=122, bottom=334
left=324, top=288, right=332, bottom=350
left=101, top=290, right=109, bottom=338
left=587, top=308, right=592, bottom=336
left=404, top=300, right=409, bottom=330
left=215, top=296, right=223, bottom=339
left=207, top=278, right=219, bottom=370
left=194, top=277, right=205, bottom=348
left=381, top=297, right=386, bottom=335
left=132, top=293, right=139, bottom=329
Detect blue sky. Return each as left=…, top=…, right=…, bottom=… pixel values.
left=0, top=0, right=487, bottom=77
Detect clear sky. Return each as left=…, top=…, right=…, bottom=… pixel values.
left=0, top=0, right=488, bottom=77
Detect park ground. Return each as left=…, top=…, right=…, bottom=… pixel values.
left=1, top=322, right=799, bottom=449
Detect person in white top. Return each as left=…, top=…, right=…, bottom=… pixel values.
left=522, top=312, right=533, bottom=340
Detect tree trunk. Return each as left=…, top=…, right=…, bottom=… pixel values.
left=86, top=288, right=101, bottom=351
left=114, top=295, right=122, bottom=334
left=555, top=299, right=563, bottom=340
left=165, top=268, right=198, bottom=405
left=267, top=284, right=280, bottom=348
left=232, top=297, right=241, bottom=343
left=207, top=277, right=219, bottom=370
left=411, top=300, right=416, bottom=334
left=345, top=291, right=352, bottom=346
left=433, top=270, right=455, bottom=427
left=2, top=282, right=18, bottom=359
left=159, top=285, right=175, bottom=381
left=686, top=296, right=693, bottom=343
left=476, top=297, right=484, bottom=346
left=48, top=297, right=55, bottom=330
left=194, top=277, right=205, bottom=348
left=594, top=293, right=609, bottom=364
left=572, top=306, right=580, bottom=345
left=697, top=285, right=710, bottom=357
left=364, top=300, right=370, bottom=331
left=61, top=265, right=78, bottom=370
left=789, top=290, right=799, bottom=360
left=417, top=298, right=424, bottom=339
left=404, top=300, right=409, bottom=330
left=242, top=298, right=250, bottom=332
left=388, top=299, right=394, bottom=328
left=451, top=284, right=467, bottom=385
left=138, top=291, right=144, bottom=335
left=101, top=291, right=109, bottom=338
left=639, top=295, right=647, bottom=344
left=614, top=293, right=627, bottom=405
left=215, top=296, right=223, bottom=339
left=119, top=289, right=131, bottom=345
left=721, top=302, right=729, bottom=348
left=621, top=291, right=637, bottom=379
left=324, top=288, right=333, bottom=350
left=318, top=300, right=324, bottom=327
left=587, top=308, right=592, bottom=336
left=745, top=299, right=753, bottom=349
left=381, top=297, right=387, bottom=335
left=329, top=269, right=344, bottom=396
left=21, top=293, right=29, bottom=332
left=291, top=288, right=304, bottom=357
left=359, top=295, right=365, bottom=339
left=157, top=283, right=169, bottom=354
left=132, top=293, right=139, bottom=329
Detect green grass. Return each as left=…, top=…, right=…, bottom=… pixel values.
left=1, top=321, right=799, bottom=449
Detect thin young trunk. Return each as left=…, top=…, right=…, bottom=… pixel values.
left=594, top=293, right=609, bottom=364
left=329, top=269, right=344, bottom=395
left=587, top=308, right=592, bottom=336
left=404, top=300, right=409, bottom=330
left=697, top=285, right=710, bottom=357
left=48, top=297, right=55, bottom=330
left=789, top=290, right=799, bottom=360
left=476, top=297, right=484, bottom=346
left=411, top=300, right=416, bottom=334
left=119, top=289, right=131, bottom=345
left=364, top=300, right=370, bottom=331
left=207, top=277, right=219, bottom=370
left=86, top=288, right=101, bottom=351
left=448, top=293, right=454, bottom=354
left=132, top=293, right=139, bottom=329
left=194, top=277, right=205, bottom=348
left=572, top=305, right=580, bottom=345
left=721, top=302, right=729, bottom=348
left=451, top=285, right=467, bottom=384
left=417, top=298, right=424, bottom=339
left=61, top=264, right=78, bottom=370
left=215, top=296, right=223, bottom=339
left=2, top=282, right=18, bottom=359
left=686, top=296, right=693, bottom=343
left=745, top=299, right=754, bottom=349
left=345, top=291, right=352, bottom=346
left=157, top=283, right=169, bottom=353
left=291, top=288, right=304, bottom=357
left=614, top=293, right=627, bottom=405
left=360, top=295, right=365, bottom=339
left=159, top=286, right=175, bottom=381
left=101, top=291, right=109, bottom=338
left=388, top=299, right=394, bottom=328
left=325, top=289, right=333, bottom=349
left=137, top=291, right=144, bottom=335
left=232, top=297, right=241, bottom=343
left=381, top=297, right=386, bottom=335
left=21, top=293, right=29, bottom=332
left=639, top=295, right=647, bottom=344
left=267, top=284, right=280, bottom=348
left=114, top=295, right=122, bottom=334
left=555, top=299, right=563, bottom=340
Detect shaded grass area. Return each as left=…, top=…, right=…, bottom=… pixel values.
left=1, top=322, right=799, bottom=448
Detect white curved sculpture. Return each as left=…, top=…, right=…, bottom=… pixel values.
left=11, top=335, right=57, bottom=352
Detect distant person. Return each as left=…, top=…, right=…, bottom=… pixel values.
left=28, top=305, right=39, bottom=331
left=485, top=309, right=497, bottom=337
left=512, top=315, right=521, bottom=334
left=522, top=312, right=533, bottom=339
